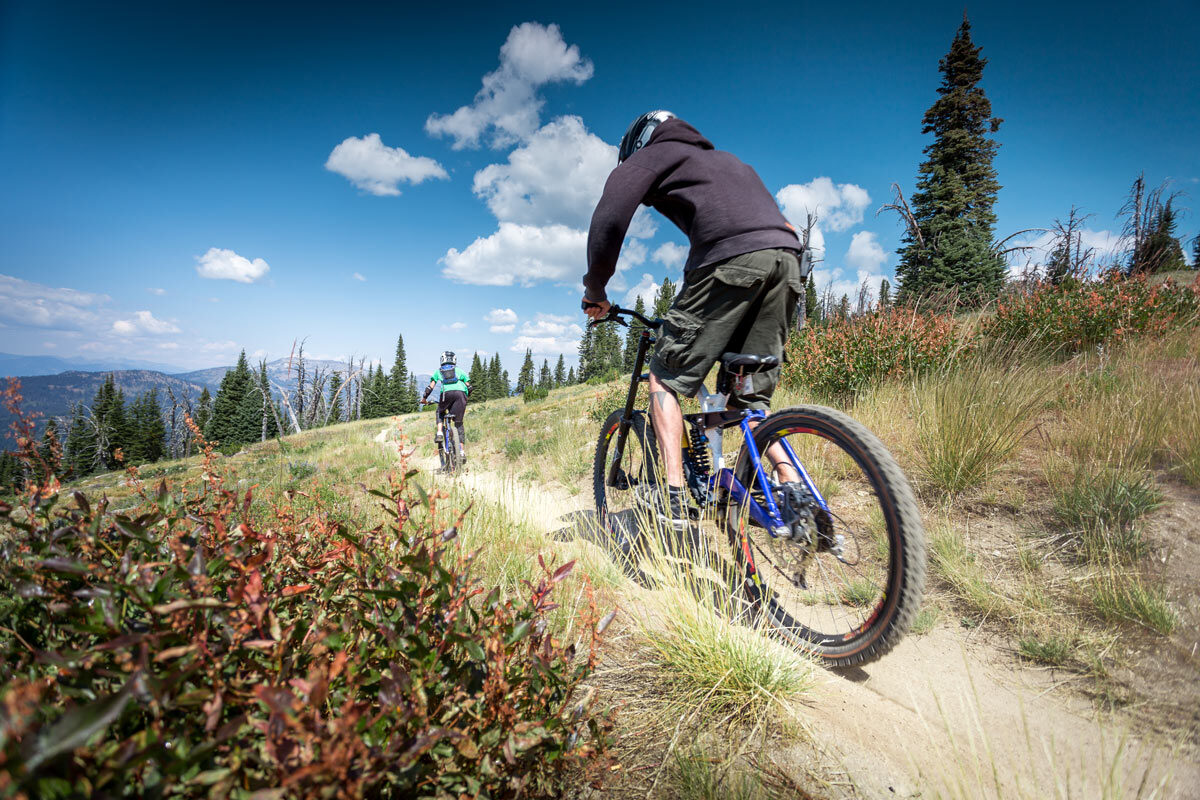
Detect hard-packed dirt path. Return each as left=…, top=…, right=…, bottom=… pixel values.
left=379, top=425, right=1200, bottom=798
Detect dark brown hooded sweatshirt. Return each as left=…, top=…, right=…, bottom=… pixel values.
left=583, top=118, right=799, bottom=303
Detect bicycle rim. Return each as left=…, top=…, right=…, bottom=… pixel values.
left=593, top=410, right=657, bottom=542
left=725, top=405, right=924, bottom=666
left=444, top=424, right=460, bottom=474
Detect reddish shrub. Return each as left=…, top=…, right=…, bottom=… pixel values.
left=0, top=391, right=614, bottom=799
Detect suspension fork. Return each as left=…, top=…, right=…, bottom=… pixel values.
left=607, top=328, right=654, bottom=486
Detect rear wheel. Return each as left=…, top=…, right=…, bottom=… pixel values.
left=593, top=409, right=658, bottom=547
left=724, top=405, right=925, bottom=667
left=443, top=421, right=461, bottom=475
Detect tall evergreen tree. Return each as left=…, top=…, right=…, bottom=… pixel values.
left=1192, top=236, right=1200, bottom=271
left=1129, top=198, right=1186, bottom=274
left=804, top=276, right=819, bottom=322
left=486, top=354, right=503, bottom=400
left=327, top=372, right=343, bottom=425
left=516, top=349, right=536, bottom=394
left=567, top=366, right=576, bottom=385
left=538, top=359, right=553, bottom=390
left=623, top=295, right=647, bottom=370
left=468, top=353, right=484, bottom=402
left=207, top=351, right=253, bottom=447
left=64, top=402, right=94, bottom=478
left=837, top=294, right=851, bottom=320
left=895, top=15, right=1004, bottom=304
left=127, top=390, right=165, bottom=464
left=388, top=335, right=417, bottom=414
left=553, top=354, right=566, bottom=387
left=500, top=369, right=510, bottom=396
left=653, top=276, right=677, bottom=318
left=878, top=278, right=892, bottom=310
left=193, top=388, right=213, bottom=435
left=577, top=326, right=595, bottom=381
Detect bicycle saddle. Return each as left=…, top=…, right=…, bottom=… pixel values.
left=720, top=352, right=781, bottom=374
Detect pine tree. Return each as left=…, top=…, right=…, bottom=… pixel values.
left=1192, top=236, right=1200, bottom=271
left=516, top=349, right=536, bottom=394
left=207, top=351, right=252, bottom=447
left=1129, top=199, right=1186, bottom=274
left=486, top=354, right=503, bottom=401
left=538, top=359, right=553, bottom=390
left=577, top=327, right=595, bottom=381
left=837, top=294, right=851, bottom=320
left=804, top=276, right=819, bottom=322
left=623, top=295, right=647, bottom=370
left=193, top=388, right=213, bottom=435
left=567, top=366, right=576, bottom=384
left=501, top=369, right=510, bottom=396
left=653, top=276, right=677, bottom=318
left=127, top=391, right=165, bottom=465
left=64, top=403, right=94, bottom=478
left=388, top=335, right=416, bottom=414
left=896, top=15, right=1004, bottom=304
left=554, top=354, right=566, bottom=387
left=327, top=372, right=343, bottom=425
left=878, top=278, right=892, bottom=310
left=468, top=353, right=484, bottom=402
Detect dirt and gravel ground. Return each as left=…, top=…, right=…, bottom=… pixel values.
left=382, top=419, right=1200, bottom=798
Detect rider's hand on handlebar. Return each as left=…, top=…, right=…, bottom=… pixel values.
left=581, top=297, right=611, bottom=321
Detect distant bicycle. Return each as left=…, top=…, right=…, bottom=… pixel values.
left=591, top=304, right=926, bottom=667
left=421, top=401, right=462, bottom=475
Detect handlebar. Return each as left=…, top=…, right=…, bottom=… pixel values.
left=586, top=303, right=662, bottom=330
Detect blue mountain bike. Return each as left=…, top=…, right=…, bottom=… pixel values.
left=591, top=305, right=926, bottom=667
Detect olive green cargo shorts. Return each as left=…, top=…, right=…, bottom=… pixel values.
left=649, top=248, right=804, bottom=409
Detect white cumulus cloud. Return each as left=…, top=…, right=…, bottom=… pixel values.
left=195, top=248, right=270, bottom=283
left=485, top=308, right=519, bottom=332
left=472, top=115, right=616, bottom=229
left=442, top=321, right=468, bottom=331
left=622, top=273, right=659, bottom=308
left=845, top=231, right=888, bottom=273
left=426, top=22, right=593, bottom=149
left=652, top=242, right=687, bottom=270
left=0, top=274, right=109, bottom=330
left=325, top=133, right=448, bottom=196
left=776, top=177, right=871, bottom=233
left=442, top=222, right=585, bottom=286
left=512, top=313, right=584, bottom=355
left=112, top=310, right=180, bottom=336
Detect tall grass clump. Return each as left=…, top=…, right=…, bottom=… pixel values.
left=627, top=517, right=813, bottom=719
left=1087, top=565, right=1177, bottom=635
left=1046, top=463, right=1161, bottom=560
left=912, top=348, right=1051, bottom=495
left=0, top=387, right=614, bottom=798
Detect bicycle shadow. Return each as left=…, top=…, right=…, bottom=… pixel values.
left=550, top=509, right=648, bottom=581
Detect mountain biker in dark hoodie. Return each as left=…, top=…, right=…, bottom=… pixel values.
left=581, top=111, right=809, bottom=530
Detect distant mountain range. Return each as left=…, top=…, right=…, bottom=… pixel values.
left=0, top=352, right=189, bottom=377
left=0, top=356, right=417, bottom=438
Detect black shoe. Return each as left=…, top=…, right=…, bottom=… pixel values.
left=635, top=485, right=694, bottom=532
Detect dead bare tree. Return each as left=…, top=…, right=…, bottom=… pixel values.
left=854, top=276, right=873, bottom=316
left=1118, top=173, right=1185, bottom=275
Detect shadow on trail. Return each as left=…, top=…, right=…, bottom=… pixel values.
left=550, top=508, right=649, bottom=583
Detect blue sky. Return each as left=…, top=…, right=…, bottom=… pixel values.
left=2, top=0, right=1197, bottom=374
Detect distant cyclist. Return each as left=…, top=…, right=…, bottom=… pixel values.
left=421, top=351, right=471, bottom=467
left=581, top=111, right=808, bottom=530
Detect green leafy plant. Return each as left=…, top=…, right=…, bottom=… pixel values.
left=0, top=384, right=614, bottom=798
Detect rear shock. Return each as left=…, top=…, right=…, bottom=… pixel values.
left=684, top=421, right=713, bottom=505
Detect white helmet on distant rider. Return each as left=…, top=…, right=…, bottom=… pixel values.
left=440, top=351, right=456, bottom=365
left=618, top=110, right=676, bottom=164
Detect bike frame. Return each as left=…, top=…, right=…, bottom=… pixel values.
left=599, top=306, right=830, bottom=539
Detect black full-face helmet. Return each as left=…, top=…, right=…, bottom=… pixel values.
left=617, top=110, right=676, bottom=164
left=441, top=350, right=456, bottom=365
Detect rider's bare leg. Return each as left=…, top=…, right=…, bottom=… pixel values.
left=748, top=418, right=801, bottom=483
left=647, top=373, right=684, bottom=488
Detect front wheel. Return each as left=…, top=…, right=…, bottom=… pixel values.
left=724, top=405, right=925, bottom=667
left=443, top=422, right=461, bottom=475
left=593, top=409, right=658, bottom=548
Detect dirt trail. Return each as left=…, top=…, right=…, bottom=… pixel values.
left=378, top=426, right=1199, bottom=798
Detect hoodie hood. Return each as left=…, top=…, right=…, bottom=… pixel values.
left=647, top=118, right=714, bottom=150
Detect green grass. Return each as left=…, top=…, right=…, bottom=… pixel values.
left=928, top=522, right=1013, bottom=621
left=912, top=354, right=1050, bottom=495
left=1048, top=464, right=1161, bottom=560
left=1017, top=634, right=1075, bottom=666
left=1088, top=569, right=1178, bottom=635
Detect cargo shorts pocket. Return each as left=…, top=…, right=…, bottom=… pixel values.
left=713, top=259, right=771, bottom=289
left=655, top=307, right=704, bottom=373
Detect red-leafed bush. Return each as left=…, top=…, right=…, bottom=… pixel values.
left=983, top=273, right=1200, bottom=352
left=0, top=386, right=614, bottom=799
left=782, top=309, right=966, bottom=399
